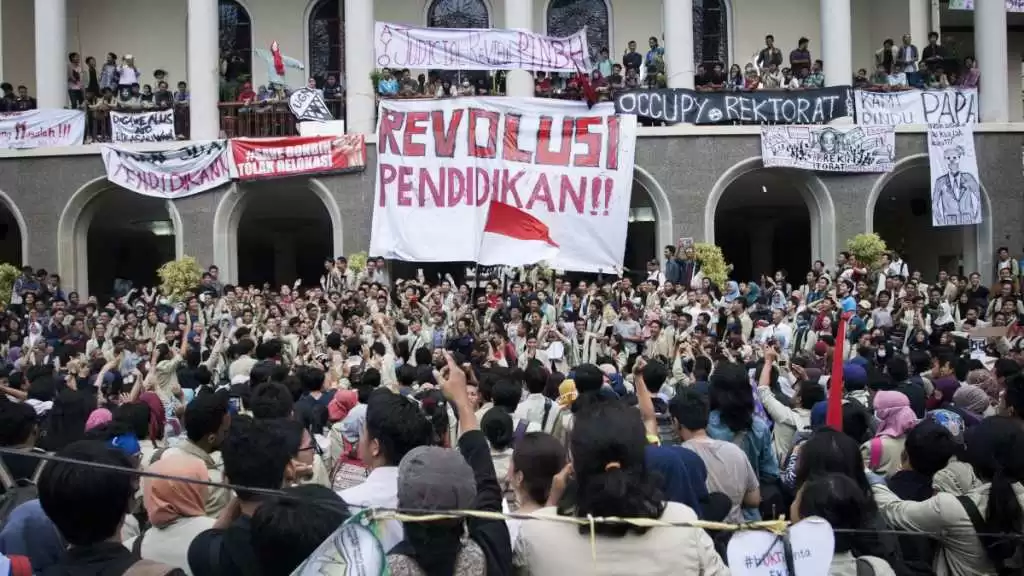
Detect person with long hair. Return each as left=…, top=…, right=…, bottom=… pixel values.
left=871, top=416, right=1024, bottom=575
left=37, top=388, right=94, bottom=452
left=518, top=400, right=728, bottom=574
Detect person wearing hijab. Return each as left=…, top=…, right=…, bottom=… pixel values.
left=124, top=455, right=215, bottom=574
left=721, top=281, right=741, bottom=304
left=863, top=391, right=918, bottom=478
left=85, top=408, right=113, bottom=431
left=953, top=384, right=995, bottom=421
left=965, top=369, right=1000, bottom=408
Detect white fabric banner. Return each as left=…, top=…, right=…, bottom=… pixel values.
left=374, top=22, right=591, bottom=72
left=855, top=89, right=978, bottom=126
left=949, top=0, right=1024, bottom=11
left=760, top=125, right=895, bottom=173
left=100, top=142, right=231, bottom=199
left=0, top=109, right=85, bottom=149
left=110, top=109, right=176, bottom=143
left=370, top=97, right=637, bottom=273
left=928, top=123, right=982, bottom=227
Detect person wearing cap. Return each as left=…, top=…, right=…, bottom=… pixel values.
left=387, top=352, right=512, bottom=575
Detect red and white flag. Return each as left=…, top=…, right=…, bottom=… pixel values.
left=477, top=201, right=560, bottom=266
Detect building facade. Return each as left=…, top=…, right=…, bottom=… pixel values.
left=0, top=0, right=1019, bottom=296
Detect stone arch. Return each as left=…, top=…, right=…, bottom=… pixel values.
left=705, top=156, right=836, bottom=266
left=866, top=153, right=994, bottom=282
left=632, top=165, right=674, bottom=259
left=0, top=190, right=29, bottom=266
left=542, top=0, right=613, bottom=61
left=57, top=177, right=184, bottom=295
left=423, top=0, right=494, bottom=27
left=212, top=178, right=344, bottom=284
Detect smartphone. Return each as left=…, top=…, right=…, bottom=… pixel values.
left=604, top=326, right=614, bottom=338
left=228, top=397, right=242, bottom=415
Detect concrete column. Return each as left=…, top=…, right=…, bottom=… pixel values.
left=663, top=0, right=694, bottom=89
left=820, top=0, right=852, bottom=87
left=504, top=0, right=534, bottom=97
left=976, top=0, right=1008, bottom=122
left=930, top=0, right=941, bottom=38
left=187, top=0, right=221, bottom=139
left=345, top=0, right=375, bottom=135
left=908, top=0, right=931, bottom=56
left=34, top=0, right=66, bottom=109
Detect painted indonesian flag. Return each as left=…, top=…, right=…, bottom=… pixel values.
left=477, top=201, right=560, bottom=266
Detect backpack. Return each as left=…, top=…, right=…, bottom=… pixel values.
left=330, top=435, right=367, bottom=492
left=0, top=455, right=45, bottom=524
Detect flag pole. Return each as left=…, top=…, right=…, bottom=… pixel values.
left=827, top=311, right=854, bottom=431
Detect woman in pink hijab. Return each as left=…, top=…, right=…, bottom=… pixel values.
left=862, top=390, right=918, bottom=478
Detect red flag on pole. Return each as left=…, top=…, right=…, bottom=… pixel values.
left=827, top=311, right=854, bottom=430
left=574, top=63, right=598, bottom=109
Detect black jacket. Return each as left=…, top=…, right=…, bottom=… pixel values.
left=188, top=515, right=259, bottom=576
left=40, top=541, right=184, bottom=576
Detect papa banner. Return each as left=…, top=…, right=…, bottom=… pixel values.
left=374, top=22, right=590, bottom=72
left=761, top=125, right=895, bottom=173
left=855, top=89, right=978, bottom=126
left=614, top=86, right=854, bottom=125
left=229, top=135, right=367, bottom=181
left=289, top=88, right=334, bottom=122
left=101, top=142, right=232, bottom=199
left=0, top=109, right=85, bottom=149
left=949, top=0, right=1024, bottom=11
left=928, top=123, right=982, bottom=227
left=371, top=97, right=638, bottom=273
left=110, top=110, right=176, bottom=143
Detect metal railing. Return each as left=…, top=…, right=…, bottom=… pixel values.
left=217, top=98, right=344, bottom=138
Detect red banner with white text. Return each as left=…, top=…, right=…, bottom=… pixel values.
left=228, top=135, right=366, bottom=181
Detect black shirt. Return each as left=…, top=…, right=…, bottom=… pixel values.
left=323, top=84, right=343, bottom=99
left=189, top=515, right=260, bottom=576
left=622, top=51, right=642, bottom=72
left=0, top=447, right=45, bottom=496
left=41, top=541, right=185, bottom=576
left=11, top=97, right=36, bottom=111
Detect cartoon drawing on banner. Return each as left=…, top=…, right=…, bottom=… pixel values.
left=761, top=125, right=895, bottom=173
left=288, top=88, right=334, bottom=122
left=928, top=123, right=981, bottom=227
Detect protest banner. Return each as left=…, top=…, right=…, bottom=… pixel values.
left=371, top=97, right=638, bottom=273
left=855, top=89, right=978, bottom=126
left=760, top=125, right=895, bottom=173
left=110, top=110, right=176, bottom=143
left=928, top=123, right=982, bottom=227
left=0, top=109, right=85, bottom=149
left=614, top=87, right=853, bottom=125
left=101, top=142, right=231, bottom=199
left=949, top=0, right=1024, bottom=11
left=229, top=134, right=367, bottom=181
left=288, top=88, right=334, bottom=122
left=374, top=22, right=590, bottom=72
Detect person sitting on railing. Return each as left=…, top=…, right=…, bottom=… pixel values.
left=115, top=86, right=141, bottom=110
left=853, top=68, right=870, bottom=89
left=743, top=63, right=761, bottom=91
left=923, top=64, right=950, bottom=90
left=608, top=64, right=624, bottom=90
left=399, top=69, right=419, bottom=96
left=802, top=60, right=825, bottom=89
left=436, top=80, right=455, bottom=98
left=457, top=80, right=475, bottom=97
left=869, top=64, right=889, bottom=89
left=154, top=81, right=173, bottom=109
left=237, top=82, right=256, bottom=105
left=9, top=85, right=36, bottom=111
left=535, top=72, right=552, bottom=96
left=89, top=88, right=115, bottom=112
left=781, top=67, right=800, bottom=90
left=140, top=84, right=155, bottom=108
left=377, top=68, right=399, bottom=96
left=173, top=81, right=189, bottom=106
left=761, top=63, right=784, bottom=90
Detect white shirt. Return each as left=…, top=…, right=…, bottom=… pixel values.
left=124, top=516, right=216, bottom=576
left=757, top=322, right=793, bottom=353
left=339, top=466, right=402, bottom=551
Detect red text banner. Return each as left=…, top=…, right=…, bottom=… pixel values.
left=101, top=142, right=231, bottom=199
left=229, top=135, right=366, bottom=181
left=370, top=97, right=637, bottom=273
left=0, top=109, right=85, bottom=149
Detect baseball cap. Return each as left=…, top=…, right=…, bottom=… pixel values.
left=397, top=446, right=476, bottom=511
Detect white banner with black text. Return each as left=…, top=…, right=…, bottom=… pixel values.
left=101, top=142, right=232, bottom=199
left=760, top=125, right=896, bottom=173
left=855, top=89, right=978, bottom=126
left=928, top=123, right=982, bottom=227
left=110, top=109, right=176, bottom=143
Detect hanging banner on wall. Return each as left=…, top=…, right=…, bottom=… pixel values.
left=760, top=125, right=896, bottom=173
left=101, top=142, right=232, bottom=199
left=855, top=89, right=978, bottom=126
left=0, top=109, right=85, bottom=149
left=929, top=123, right=982, bottom=227
left=374, top=22, right=591, bottom=72
left=228, top=134, right=367, bottom=180
left=949, top=0, right=1024, bottom=11
left=613, top=86, right=854, bottom=124
left=371, top=97, right=638, bottom=273
left=110, top=110, right=176, bottom=143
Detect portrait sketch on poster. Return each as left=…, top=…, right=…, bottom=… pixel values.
left=761, top=125, right=895, bottom=173
left=928, top=123, right=982, bottom=227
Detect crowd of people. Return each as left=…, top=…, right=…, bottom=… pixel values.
left=0, top=243, right=1021, bottom=575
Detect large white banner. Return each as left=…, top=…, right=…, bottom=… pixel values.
left=110, top=109, right=176, bottom=143
left=761, top=125, right=895, bottom=173
left=928, top=123, right=982, bottom=227
left=0, top=109, right=85, bottom=149
left=101, top=142, right=231, bottom=199
left=949, top=0, right=1024, bottom=11
left=374, top=22, right=590, bottom=72
left=855, top=89, right=978, bottom=126
left=371, top=97, right=637, bottom=273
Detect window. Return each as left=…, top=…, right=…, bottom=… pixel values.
left=545, top=0, right=610, bottom=64
left=309, top=0, right=345, bottom=86
left=695, top=0, right=728, bottom=68
left=427, top=0, right=489, bottom=29
left=219, top=0, right=252, bottom=82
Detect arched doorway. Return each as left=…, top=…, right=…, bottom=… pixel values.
left=0, top=192, right=27, bottom=267
left=545, top=0, right=611, bottom=63
left=307, top=0, right=344, bottom=87
left=868, top=154, right=993, bottom=283
left=707, top=159, right=835, bottom=282
left=214, top=180, right=343, bottom=287
left=219, top=0, right=253, bottom=96
left=627, top=168, right=673, bottom=281
left=58, top=180, right=183, bottom=299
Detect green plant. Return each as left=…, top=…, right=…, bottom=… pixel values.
left=694, top=243, right=731, bottom=287
left=348, top=252, right=368, bottom=274
left=0, top=263, right=19, bottom=305
left=370, top=70, right=383, bottom=92
left=846, top=233, right=888, bottom=269
left=157, top=256, right=203, bottom=301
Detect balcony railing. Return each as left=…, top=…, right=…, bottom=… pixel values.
left=217, top=98, right=344, bottom=138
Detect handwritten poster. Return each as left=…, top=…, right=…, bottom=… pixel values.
left=761, top=125, right=895, bottom=173
left=928, top=123, right=982, bottom=227
left=110, top=110, right=176, bottom=143
left=615, top=87, right=854, bottom=125
left=855, top=89, right=978, bottom=126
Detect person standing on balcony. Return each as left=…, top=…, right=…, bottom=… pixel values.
left=757, top=35, right=783, bottom=71
left=67, top=52, right=84, bottom=109
left=99, top=53, right=119, bottom=92
left=117, top=55, right=140, bottom=90
left=595, top=47, right=613, bottom=78
left=644, top=37, right=664, bottom=78
left=623, top=40, right=642, bottom=74
left=789, top=37, right=811, bottom=77
left=254, top=41, right=305, bottom=89
left=377, top=69, right=399, bottom=96
left=896, top=34, right=919, bottom=73
left=84, top=56, right=100, bottom=97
